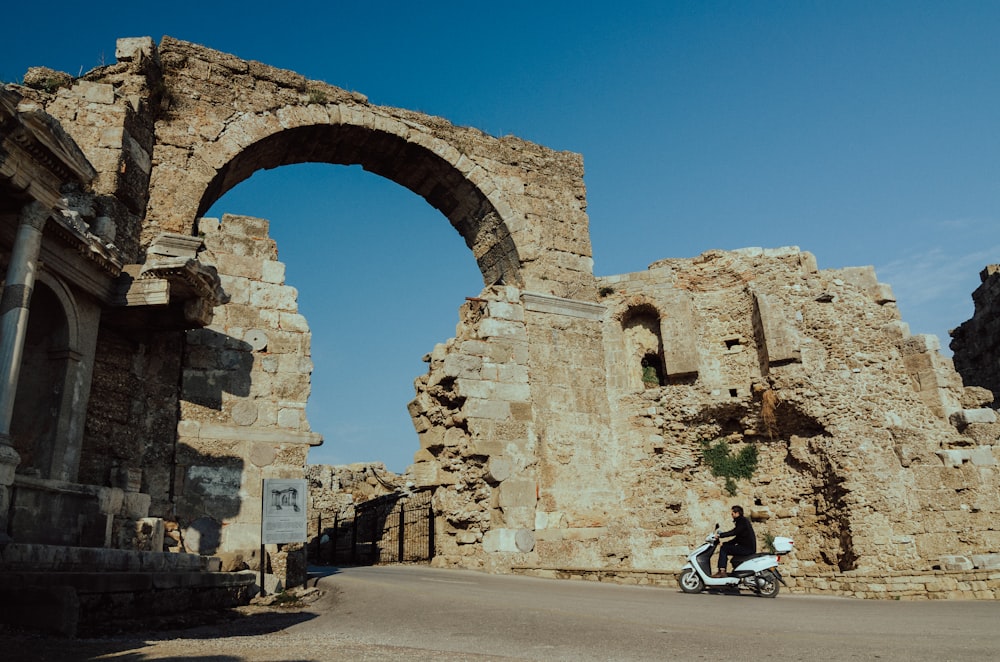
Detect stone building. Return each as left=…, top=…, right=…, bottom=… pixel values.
left=2, top=36, right=999, bottom=606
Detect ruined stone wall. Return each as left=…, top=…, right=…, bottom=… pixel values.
left=401, top=247, right=1000, bottom=584
left=591, top=247, right=1000, bottom=578
left=174, top=213, right=320, bottom=555
left=408, top=287, right=538, bottom=569
left=305, top=463, right=404, bottom=536
left=951, top=265, right=1000, bottom=406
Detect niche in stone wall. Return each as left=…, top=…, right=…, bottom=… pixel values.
left=10, top=281, right=73, bottom=479
left=622, top=305, right=664, bottom=390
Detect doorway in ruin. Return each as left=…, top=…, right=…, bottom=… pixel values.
left=205, top=163, right=483, bottom=472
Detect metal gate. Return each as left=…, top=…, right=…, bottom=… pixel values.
left=318, top=490, right=435, bottom=565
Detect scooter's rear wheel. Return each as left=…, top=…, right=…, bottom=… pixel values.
left=755, top=570, right=780, bottom=598
left=679, top=568, right=705, bottom=594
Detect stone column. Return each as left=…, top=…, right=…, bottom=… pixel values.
left=0, top=201, right=50, bottom=542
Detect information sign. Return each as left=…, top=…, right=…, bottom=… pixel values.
left=261, top=478, right=308, bottom=544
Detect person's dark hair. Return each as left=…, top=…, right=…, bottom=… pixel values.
left=731, top=505, right=744, bottom=516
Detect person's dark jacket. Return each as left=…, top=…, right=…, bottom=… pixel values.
left=719, top=515, right=756, bottom=552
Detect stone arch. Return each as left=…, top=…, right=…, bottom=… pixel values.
left=145, top=36, right=597, bottom=299
left=149, top=105, right=528, bottom=289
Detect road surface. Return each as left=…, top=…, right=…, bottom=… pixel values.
left=4, top=564, right=998, bottom=660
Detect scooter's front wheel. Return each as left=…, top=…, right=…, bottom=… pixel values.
left=679, top=568, right=705, bottom=594
left=755, top=569, right=780, bottom=598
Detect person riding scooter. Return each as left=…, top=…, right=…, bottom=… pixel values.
left=712, top=505, right=756, bottom=577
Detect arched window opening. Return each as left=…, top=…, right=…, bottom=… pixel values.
left=622, top=305, right=664, bottom=391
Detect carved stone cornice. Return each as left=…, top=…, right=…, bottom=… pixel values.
left=136, top=256, right=227, bottom=308
left=108, top=248, right=228, bottom=330
left=522, top=291, right=606, bottom=321
left=0, top=88, right=97, bottom=209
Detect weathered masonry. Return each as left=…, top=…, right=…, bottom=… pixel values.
left=2, top=36, right=999, bottom=609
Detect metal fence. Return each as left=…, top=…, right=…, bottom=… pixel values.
left=316, top=490, right=435, bottom=565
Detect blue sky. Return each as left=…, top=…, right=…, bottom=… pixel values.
left=5, top=2, right=999, bottom=472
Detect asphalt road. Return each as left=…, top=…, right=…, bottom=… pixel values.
left=4, top=564, right=999, bottom=660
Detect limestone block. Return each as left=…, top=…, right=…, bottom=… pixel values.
left=498, top=479, right=536, bottom=509
left=277, top=354, right=313, bottom=375
left=660, top=295, right=700, bottom=376
left=231, top=400, right=258, bottom=426
left=443, top=427, right=468, bottom=447
left=485, top=457, right=514, bottom=483
left=937, top=446, right=965, bottom=468
left=278, top=407, right=303, bottom=429
left=116, top=36, right=155, bottom=61
left=559, top=527, right=607, bottom=541
left=122, top=491, right=151, bottom=519
left=515, top=528, right=536, bottom=552
left=262, top=260, right=286, bottom=284
left=250, top=282, right=298, bottom=311
left=412, top=448, right=434, bottom=463
left=969, top=446, right=997, bottom=466
left=249, top=444, right=277, bottom=467
left=96, top=487, right=124, bottom=515
left=74, top=80, right=115, bottom=104
left=470, top=440, right=508, bottom=457
left=949, top=408, right=997, bottom=428
left=497, top=363, right=530, bottom=383
left=455, top=530, right=479, bottom=545
left=410, top=460, right=456, bottom=487
left=460, top=340, right=491, bottom=356
left=487, top=301, right=524, bottom=321
left=478, top=318, right=525, bottom=339
left=482, top=527, right=535, bottom=553
left=457, top=379, right=530, bottom=402
left=960, top=386, right=995, bottom=409
left=939, top=555, right=974, bottom=571
left=213, top=253, right=263, bottom=280
left=443, top=353, right=482, bottom=379
left=278, top=312, right=309, bottom=333
left=222, top=522, right=262, bottom=552
left=419, top=427, right=445, bottom=450
left=970, top=553, right=1000, bottom=570
left=752, top=291, right=801, bottom=367
left=465, top=398, right=511, bottom=420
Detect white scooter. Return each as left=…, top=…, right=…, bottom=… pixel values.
left=678, top=524, right=792, bottom=598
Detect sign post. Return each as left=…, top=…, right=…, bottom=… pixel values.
left=260, top=478, right=308, bottom=596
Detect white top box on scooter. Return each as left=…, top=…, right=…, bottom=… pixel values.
left=772, top=537, right=793, bottom=554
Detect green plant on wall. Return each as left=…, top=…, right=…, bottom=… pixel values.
left=700, top=438, right=758, bottom=496
left=762, top=530, right=776, bottom=553
left=307, top=87, right=328, bottom=104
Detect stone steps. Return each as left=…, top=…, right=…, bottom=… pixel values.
left=0, top=543, right=255, bottom=637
